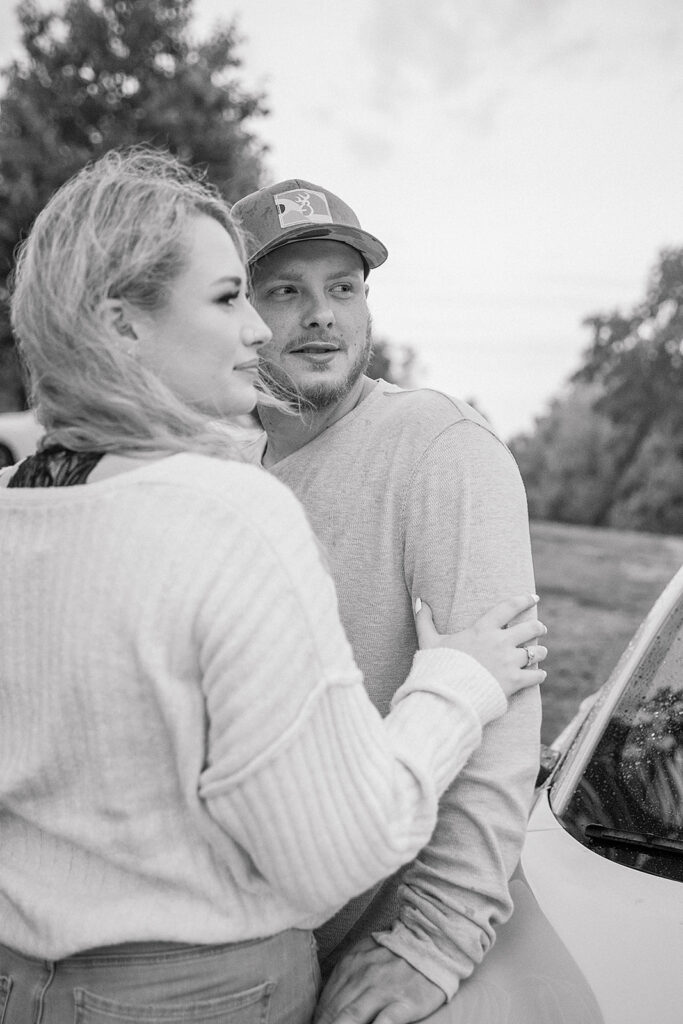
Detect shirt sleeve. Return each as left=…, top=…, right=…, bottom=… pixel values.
left=372, top=419, right=542, bottom=999
left=195, top=478, right=508, bottom=918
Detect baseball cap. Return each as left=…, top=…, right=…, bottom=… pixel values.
left=231, top=179, right=388, bottom=272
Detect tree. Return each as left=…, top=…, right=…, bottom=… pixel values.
left=608, top=422, right=683, bottom=534
left=572, top=248, right=683, bottom=531
left=513, top=248, right=683, bottom=534
left=510, top=384, right=621, bottom=525
left=0, top=0, right=269, bottom=410
left=576, top=249, right=683, bottom=421
left=573, top=248, right=683, bottom=480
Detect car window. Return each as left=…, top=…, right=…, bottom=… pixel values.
left=551, top=594, right=683, bottom=883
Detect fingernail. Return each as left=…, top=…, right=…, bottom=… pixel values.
left=414, top=597, right=422, bottom=613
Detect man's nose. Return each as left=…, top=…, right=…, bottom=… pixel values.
left=303, top=294, right=334, bottom=329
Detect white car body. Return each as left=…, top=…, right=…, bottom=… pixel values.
left=425, top=564, right=683, bottom=1023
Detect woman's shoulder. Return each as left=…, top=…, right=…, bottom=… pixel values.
left=162, top=451, right=294, bottom=496
left=150, top=454, right=325, bottom=590
left=145, top=452, right=309, bottom=533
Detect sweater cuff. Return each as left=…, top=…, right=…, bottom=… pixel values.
left=372, top=922, right=464, bottom=1000
left=392, top=648, right=507, bottom=726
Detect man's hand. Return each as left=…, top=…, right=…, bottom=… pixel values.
left=314, top=937, right=446, bottom=1024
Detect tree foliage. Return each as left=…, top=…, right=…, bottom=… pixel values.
left=510, top=383, right=622, bottom=526
left=512, top=248, right=683, bottom=534
left=575, top=248, right=683, bottom=433
left=0, top=0, right=269, bottom=409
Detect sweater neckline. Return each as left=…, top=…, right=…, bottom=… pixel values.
left=0, top=452, right=194, bottom=500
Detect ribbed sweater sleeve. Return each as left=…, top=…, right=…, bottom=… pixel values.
left=195, top=468, right=507, bottom=915
left=0, top=454, right=508, bottom=953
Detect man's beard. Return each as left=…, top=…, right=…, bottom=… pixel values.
left=259, top=319, right=374, bottom=412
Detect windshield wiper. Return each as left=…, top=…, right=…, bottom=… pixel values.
left=585, top=823, right=683, bottom=857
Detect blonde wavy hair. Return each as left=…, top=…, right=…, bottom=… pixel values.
left=10, top=147, right=276, bottom=458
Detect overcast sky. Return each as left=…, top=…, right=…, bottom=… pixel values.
left=1, top=0, right=682, bottom=440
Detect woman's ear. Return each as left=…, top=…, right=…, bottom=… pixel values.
left=99, top=298, right=139, bottom=342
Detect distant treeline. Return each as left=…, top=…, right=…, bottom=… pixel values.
left=509, top=247, right=683, bottom=535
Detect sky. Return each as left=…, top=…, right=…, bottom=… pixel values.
left=1, top=0, right=682, bottom=440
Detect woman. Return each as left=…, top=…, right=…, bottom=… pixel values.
left=0, top=149, right=546, bottom=1024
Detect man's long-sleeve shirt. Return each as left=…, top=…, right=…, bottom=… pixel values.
left=265, top=381, right=542, bottom=998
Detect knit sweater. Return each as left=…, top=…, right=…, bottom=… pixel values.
left=0, top=453, right=506, bottom=960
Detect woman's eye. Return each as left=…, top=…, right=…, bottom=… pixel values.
left=217, top=291, right=240, bottom=306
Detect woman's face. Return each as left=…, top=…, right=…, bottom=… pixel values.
left=133, top=214, right=271, bottom=417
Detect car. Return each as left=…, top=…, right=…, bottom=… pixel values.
left=0, top=410, right=43, bottom=469
left=423, top=562, right=683, bottom=1023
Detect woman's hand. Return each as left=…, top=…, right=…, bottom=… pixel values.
left=414, top=594, right=547, bottom=698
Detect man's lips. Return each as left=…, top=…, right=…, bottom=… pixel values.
left=287, top=342, right=341, bottom=355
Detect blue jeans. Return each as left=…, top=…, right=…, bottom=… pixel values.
left=0, top=929, right=319, bottom=1023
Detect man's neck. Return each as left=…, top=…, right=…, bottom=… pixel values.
left=259, top=375, right=376, bottom=467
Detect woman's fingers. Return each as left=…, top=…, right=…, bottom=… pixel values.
left=505, top=618, right=547, bottom=646
left=414, top=598, right=439, bottom=649
left=414, top=597, right=547, bottom=652
left=413, top=595, right=549, bottom=696
left=479, top=594, right=540, bottom=629
left=518, top=667, right=547, bottom=688
left=518, top=643, right=548, bottom=667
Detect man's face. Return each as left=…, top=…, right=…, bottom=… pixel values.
left=250, top=239, right=372, bottom=409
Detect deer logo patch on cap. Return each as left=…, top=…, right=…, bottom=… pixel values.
left=274, top=189, right=333, bottom=229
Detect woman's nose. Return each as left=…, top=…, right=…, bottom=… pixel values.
left=242, top=312, right=272, bottom=347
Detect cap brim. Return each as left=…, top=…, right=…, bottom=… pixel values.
left=248, top=224, right=388, bottom=270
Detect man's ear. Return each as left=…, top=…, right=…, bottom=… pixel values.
left=364, top=282, right=370, bottom=299
left=99, top=298, right=139, bottom=342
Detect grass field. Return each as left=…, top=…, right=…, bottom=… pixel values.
left=530, top=520, right=683, bottom=744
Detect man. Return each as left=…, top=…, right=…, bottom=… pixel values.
left=232, top=180, right=542, bottom=1023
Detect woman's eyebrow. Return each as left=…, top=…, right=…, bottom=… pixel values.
left=211, top=275, right=242, bottom=288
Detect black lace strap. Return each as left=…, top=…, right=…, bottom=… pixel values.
left=7, top=446, right=104, bottom=488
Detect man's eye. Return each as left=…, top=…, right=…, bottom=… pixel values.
left=332, top=283, right=353, bottom=294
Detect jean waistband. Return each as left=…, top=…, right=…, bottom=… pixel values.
left=1, top=930, right=305, bottom=967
